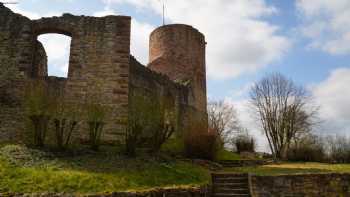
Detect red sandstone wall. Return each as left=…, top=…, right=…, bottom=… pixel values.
left=32, top=41, right=48, bottom=77
left=0, top=4, right=34, bottom=142
left=0, top=4, right=131, bottom=143
left=148, top=24, right=207, bottom=114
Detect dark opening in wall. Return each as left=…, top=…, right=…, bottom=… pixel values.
left=37, top=34, right=71, bottom=78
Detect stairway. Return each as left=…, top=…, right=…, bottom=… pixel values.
left=211, top=173, right=251, bottom=197
left=218, top=160, right=243, bottom=168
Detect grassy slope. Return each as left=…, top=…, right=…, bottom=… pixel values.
left=0, top=145, right=210, bottom=193
left=215, top=149, right=241, bottom=161
left=225, top=162, right=350, bottom=176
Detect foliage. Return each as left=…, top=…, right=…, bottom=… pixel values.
left=232, top=130, right=256, bottom=153
left=184, top=122, right=217, bottom=160
left=85, top=81, right=109, bottom=151
left=161, top=138, right=185, bottom=156
left=127, top=94, right=176, bottom=156
left=85, top=102, right=108, bottom=151
left=149, top=95, right=176, bottom=154
left=126, top=94, right=154, bottom=156
left=285, top=134, right=350, bottom=163
left=249, top=73, right=319, bottom=159
left=52, top=98, right=82, bottom=150
left=0, top=145, right=210, bottom=193
left=287, top=134, right=326, bottom=162
left=207, top=100, right=241, bottom=147
left=24, top=80, right=55, bottom=147
left=326, top=135, right=350, bottom=163
left=215, top=149, right=241, bottom=161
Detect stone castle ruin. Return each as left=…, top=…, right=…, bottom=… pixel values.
left=0, top=4, right=208, bottom=143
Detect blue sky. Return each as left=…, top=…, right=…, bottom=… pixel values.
left=6, top=0, right=350, bottom=150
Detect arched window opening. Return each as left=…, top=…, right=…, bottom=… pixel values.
left=38, top=34, right=71, bottom=78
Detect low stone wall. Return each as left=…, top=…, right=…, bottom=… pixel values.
left=251, top=173, right=350, bottom=197
left=2, top=187, right=208, bottom=197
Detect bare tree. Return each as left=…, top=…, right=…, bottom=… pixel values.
left=249, top=73, right=318, bottom=159
left=208, top=100, right=241, bottom=147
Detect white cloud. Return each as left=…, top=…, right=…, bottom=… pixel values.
left=312, top=68, right=350, bottom=135
left=6, top=4, right=42, bottom=19
left=224, top=97, right=269, bottom=152
left=130, top=20, right=155, bottom=64
left=297, top=0, right=350, bottom=55
left=93, top=7, right=117, bottom=17
left=38, top=34, right=71, bottom=77
left=102, top=0, right=290, bottom=79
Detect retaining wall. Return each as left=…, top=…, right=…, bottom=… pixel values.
left=251, top=173, right=350, bottom=197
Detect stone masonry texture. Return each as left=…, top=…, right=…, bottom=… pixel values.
left=0, top=3, right=208, bottom=144
left=251, top=173, right=350, bottom=197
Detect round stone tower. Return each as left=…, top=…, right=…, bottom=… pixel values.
left=148, top=24, right=207, bottom=113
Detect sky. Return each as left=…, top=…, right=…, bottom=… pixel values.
left=5, top=0, right=350, bottom=151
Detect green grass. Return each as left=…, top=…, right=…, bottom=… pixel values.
left=224, top=162, right=350, bottom=176
left=0, top=145, right=210, bottom=194
left=215, top=149, right=241, bottom=161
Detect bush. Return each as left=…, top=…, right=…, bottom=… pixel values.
left=86, top=102, right=108, bottom=151
left=148, top=96, right=176, bottom=154
left=24, top=80, right=54, bottom=147
left=126, top=95, right=154, bottom=156
left=232, top=132, right=256, bottom=153
left=326, top=135, right=350, bottom=163
left=127, top=94, right=176, bottom=156
left=184, top=123, right=217, bottom=160
left=287, top=135, right=326, bottom=162
left=52, top=101, right=82, bottom=150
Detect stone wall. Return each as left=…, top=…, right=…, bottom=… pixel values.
left=0, top=4, right=209, bottom=145
left=251, top=173, right=350, bottom=197
left=32, top=41, right=48, bottom=77
left=32, top=14, right=131, bottom=142
left=0, top=4, right=33, bottom=143
left=148, top=24, right=207, bottom=115
left=129, top=56, right=189, bottom=136
left=0, top=4, right=131, bottom=143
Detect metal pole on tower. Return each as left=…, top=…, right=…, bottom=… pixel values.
left=162, top=1, right=165, bottom=26
left=158, top=0, right=165, bottom=26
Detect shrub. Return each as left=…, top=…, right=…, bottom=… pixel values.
left=24, top=80, right=54, bottom=147
left=232, top=132, right=256, bottom=153
left=127, top=94, right=176, bottom=156
left=287, top=135, right=326, bottom=162
left=148, top=96, right=176, bottom=154
left=86, top=102, right=108, bottom=151
left=184, top=122, right=217, bottom=160
left=326, top=135, right=350, bottom=163
left=52, top=100, right=82, bottom=150
left=126, top=94, right=153, bottom=156
left=84, top=81, right=110, bottom=151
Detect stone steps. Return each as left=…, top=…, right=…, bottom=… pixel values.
left=212, top=173, right=251, bottom=197
left=218, top=159, right=271, bottom=168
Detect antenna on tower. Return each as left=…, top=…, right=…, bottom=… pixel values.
left=158, top=0, right=166, bottom=26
